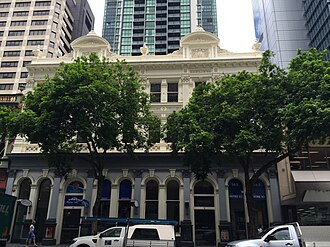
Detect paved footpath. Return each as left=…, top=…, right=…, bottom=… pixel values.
left=5, top=243, right=69, bottom=247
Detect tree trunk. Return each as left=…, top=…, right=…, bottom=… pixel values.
left=91, top=166, right=105, bottom=234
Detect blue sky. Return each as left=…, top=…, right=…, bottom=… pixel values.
left=89, top=0, right=256, bottom=52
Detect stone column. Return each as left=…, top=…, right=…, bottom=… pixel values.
left=133, top=169, right=143, bottom=218
left=269, top=169, right=282, bottom=224
left=84, top=170, right=94, bottom=216
left=42, top=176, right=61, bottom=245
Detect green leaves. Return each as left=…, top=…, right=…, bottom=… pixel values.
left=165, top=49, right=330, bottom=178
left=17, top=53, right=160, bottom=167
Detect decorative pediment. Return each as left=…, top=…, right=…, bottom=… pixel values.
left=181, top=27, right=219, bottom=46
left=71, top=30, right=112, bottom=59
left=178, top=27, right=225, bottom=59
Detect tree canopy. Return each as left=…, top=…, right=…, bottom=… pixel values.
left=165, top=49, right=330, bottom=236
left=16, top=53, right=160, bottom=228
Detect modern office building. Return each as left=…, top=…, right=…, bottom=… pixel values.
left=0, top=0, right=94, bottom=106
left=102, top=0, right=218, bottom=56
left=303, top=0, right=330, bottom=58
left=251, top=0, right=310, bottom=68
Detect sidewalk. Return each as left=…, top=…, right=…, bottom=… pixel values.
left=5, top=243, right=69, bottom=247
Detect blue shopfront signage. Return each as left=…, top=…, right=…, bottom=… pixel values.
left=229, top=179, right=243, bottom=199
left=64, top=196, right=84, bottom=206
left=229, top=179, right=266, bottom=200
left=253, top=180, right=266, bottom=200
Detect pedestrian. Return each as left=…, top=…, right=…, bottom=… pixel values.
left=25, top=220, right=37, bottom=247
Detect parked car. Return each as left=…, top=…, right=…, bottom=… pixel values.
left=225, top=222, right=330, bottom=247
left=70, top=224, right=175, bottom=247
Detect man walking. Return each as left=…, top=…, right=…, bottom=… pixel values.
left=25, top=220, right=37, bottom=247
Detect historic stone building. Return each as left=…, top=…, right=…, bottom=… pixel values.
left=5, top=29, right=283, bottom=247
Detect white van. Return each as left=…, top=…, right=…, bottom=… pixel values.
left=70, top=224, right=175, bottom=247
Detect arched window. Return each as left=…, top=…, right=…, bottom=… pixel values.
left=228, top=179, right=246, bottom=240
left=118, top=179, right=132, bottom=218
left=167, top=180, right=179, bottom=231
left=12, top=178, right=32, bottom=241
left=100, top=180, right=111, bottom=217
left=253, top=179, right=268, bottom=228
left=194, top=181, right=216, bottom=246
left=35, top=179, right=51, bottom=241
left=145, top=180, right=158, bottom=219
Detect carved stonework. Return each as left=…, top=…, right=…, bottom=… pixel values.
left=42, top=169, right=49, bottom=178
left=191, top=48, right=209, bottom=58
left=102, top=169, right=108, bottom=177
left=169, top=169, right=176, bottom=177
left=140, top=43, right=149, bottom=56
left=22, top=169, right=29, bottom=177
left=122, top=169, right=128, bottom=177
left=149, top=169, right=155, bottom=177
left=71, top=169, right=77, bottom=177
left=232, top=169, right=239, bottom=178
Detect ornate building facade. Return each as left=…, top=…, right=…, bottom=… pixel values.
left=5, top=29, right=283, bottom=247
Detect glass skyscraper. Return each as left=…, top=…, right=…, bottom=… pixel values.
left=303, top=0, right=330, bottom=58
left=102, top=0, right=217, bottom=56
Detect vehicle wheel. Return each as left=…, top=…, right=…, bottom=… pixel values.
left=77, top=244, right=90, bottom=247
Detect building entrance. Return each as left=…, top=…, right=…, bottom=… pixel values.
left=193, top=181, right=216, bottom=246
left=60, top=209, right=81, bottom=243
left=194, top=209, right=216, bottom=246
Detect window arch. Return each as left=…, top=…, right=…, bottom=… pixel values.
left=100, top=180, right=111, bottom=217
left=228, top=178, right=246, bottom=240
left=12, top=178, right=32, bottom=241
left=253, top=179, right=268, bottom=228
left=145, top=180, right=158, bottom=219
left=166, top=180, right=180, bottom=230
left=118, top=179, right=132, bottom=218
left=35, top=179, right=51, bottom=241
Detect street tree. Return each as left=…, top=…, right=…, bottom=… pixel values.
left=16, top=53, right=161, bottom=232
left=165, top=49, right=330, bottom=237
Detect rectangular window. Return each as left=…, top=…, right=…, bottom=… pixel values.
left=150, top=83, right=161, bottom=102
left=6, top=40, right=23, bottom=46
left=15, top=2, right=31, bottom=7
left=11, top=21, right=27, bottom=26
left=167, top=82, right=178, bottom=102
left=0, top=3, right=11, bottom=8
left=0, top=12, right=9, bottom=17
left=0, top=84, right=14, bottom=90
left=1, top=62, right=18, bottom=68
left=20, top=72, right=28, bottom=78
left=27, top=40, right=44, bottom=46
left=23, top=61, right=32, bottom=67
left=0, top=22, right=6, bottom=27
left=8, top=30, right=25, bottom=36
left=13, top=11, right=29, bottom=16
left=33, top=10, right=49, bottom=16
left=4, top=51, right=20, bottom=57
left=25, top=50, right=34, bottom=56
left=0, top=31, right=3, bottom=37
left=0, top=73, right=16, bottom=79
left=29, top=30, right=46, bottom=35
left=31, top=20, right=48, bottom=25
left=35, top=1, right=51, bottom=6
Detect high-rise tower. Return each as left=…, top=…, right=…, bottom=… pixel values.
left=102, top=0, right=218, bottom=56
left=0, top=0, right=94, bottom=105
left=303, top=0, right=330, bottom=58
left=252, top=0, right=310, bottom=68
